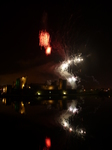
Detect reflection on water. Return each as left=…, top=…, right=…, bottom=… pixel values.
left=0, top=96, right=112, bottom=149
left=0, top=96, right=86, bottom=139
left=2, top=98, right=6, bottom=104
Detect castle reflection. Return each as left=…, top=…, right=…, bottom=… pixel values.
left=1, top=97, right=68, bottom=114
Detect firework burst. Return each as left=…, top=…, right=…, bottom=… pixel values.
left=39, top=30, right=52, bottom=55
left=55, top=54, right=83, bottom=89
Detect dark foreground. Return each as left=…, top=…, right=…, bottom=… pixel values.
left=0, top=96, right=112, bottom=150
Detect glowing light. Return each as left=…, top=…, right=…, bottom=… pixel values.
left=4, top=98, right=6, bottom=104
left=68, top=76, right=76, bottom=83
left=22, top=77, right=25, bottom=80
left=48, top=100, right=53, bottom=104
left=80, top=129, right=83, bottom=134
left=64, top=122, right=67, bottom=127
left=72, top=76, right=76, bottom=82
left=74, top=56, right=83, bottom=64
left=61, top=62, right=68, bottom=71
left=68, top=78, right=72, bottom=83
left=21, top=76, right=27, bottom=89
left=63, top=91, right=67, bottom=95
left=3, top=86, right=7, bottom=93
left=20, top=101, right=25, bottom=114
left=20, top=108, right=25, bottom=114
left=2, top=98, right=6, bottom=104
left=45, top=137, right=51, bottom=148
left=22, top=84, right=24, bottom=89
left=73, top=108, right=78, bottom=113
left=69, top=128, right=72, bottom=132
left=69, top=107, right=73, bottom=112
left=78, top=58, right=80, bottom=62
left=37, top=92, right=41, bottom=95
left=46, top=46, right=51, bottom=55
left=68, top=60, right=71, bottom=64
left=21, top=101, right=24, bottom=107
left=2, top=98, right=4, bottom=103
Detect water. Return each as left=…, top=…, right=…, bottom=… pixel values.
left=0, top=96, right=112, bottom=150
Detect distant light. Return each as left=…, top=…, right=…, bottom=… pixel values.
left=2, top=98, right=5, bottom=103
left=28, top=102, right=30, bottom=104
left=69, top=128, right=72, bottom=132
left=37, top=92, right=41, bottom=95
left=80, top=129, right=83, bottom=134
left=63, top=91, right=66, bottom=95
left=21, top=101, right=24, bottom=107
left=3, top=86, right=7, bottom=93
left=49, top=91, right=51, bottom=93
left=48, top=100, right=53, bottom=104
left=29, top=86, right=31, bottom=89
left=2, top=98, right=7, bottom=105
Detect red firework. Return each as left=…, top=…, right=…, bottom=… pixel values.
left=39, top=30, right=51, bottom=55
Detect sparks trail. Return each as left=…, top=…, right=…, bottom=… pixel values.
left=55, top=54, right=83, bottom=89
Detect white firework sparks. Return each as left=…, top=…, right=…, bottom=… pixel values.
left=55, top=54, right=83, bottom=89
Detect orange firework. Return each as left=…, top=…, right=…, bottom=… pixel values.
left=39, top=30, right=50, bottom=47
left=39, top=30, right=51, bottom=55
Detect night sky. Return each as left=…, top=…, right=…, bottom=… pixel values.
left=0, top=1, right=112, bottom=88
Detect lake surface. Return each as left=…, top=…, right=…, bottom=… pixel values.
left=0, top=96, right=112, bottom=150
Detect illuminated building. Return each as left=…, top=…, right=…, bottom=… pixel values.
left=2, top=85, right=12, bottom=95
left=41, top=85, right=54, bottom=90
left=16, top=76, right=27, bottom=89
left=14, top=101, right=25, bottom=114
